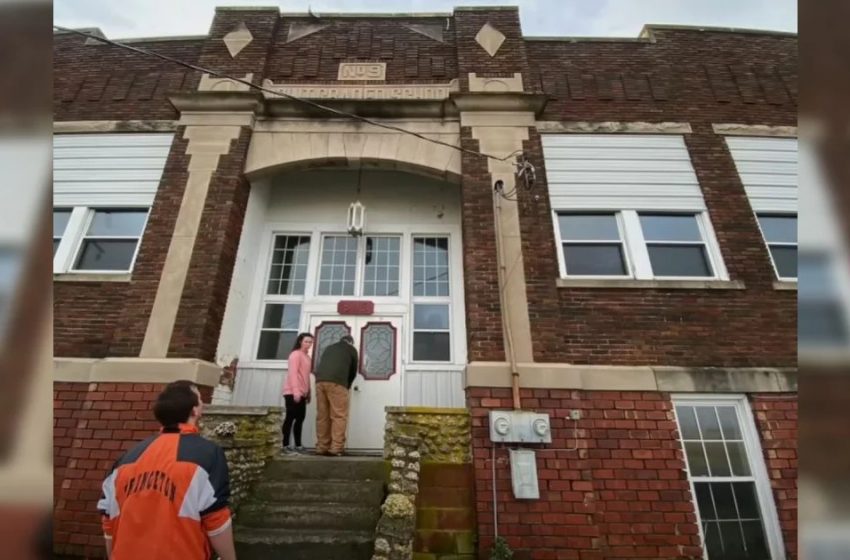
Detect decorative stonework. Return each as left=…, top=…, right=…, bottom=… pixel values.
left=287, top=21, right=329, bottom=43
left=372, top=435, right=422, bottom=560
left=475, top=23, right=506, bottom=57
left=339, top=62, right=387, bottom=81
left=222, top=22, right=253, bottom=58
left=260, top=79, right=459, bottom=100
left=468, top=72, right=523, bottom=93
left=384, top=407, right=471, bottom=463
left=198, top=73, right=254, bottom=92
left=402, top=23, right=444, bottom=43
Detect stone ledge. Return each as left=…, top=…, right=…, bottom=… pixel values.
left=556, top=278, right=746, bottom=290
left=386, top=406, right=470, bottom=416
left=773, top=281, right=798, bottom=291
left=712, top=123, right=797, bottom=137
left=53, top=273, right=132, bottom=283
left=465, top=362, right=797, bottom=393
left=204, top=405, right=280, bottom=416
left=53, top=120, right=177, bottom=133
left=537, top=121, right=692, bottom=134
left=53, top=357, right=221, bottom=387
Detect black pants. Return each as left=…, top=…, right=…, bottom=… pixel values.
left=282, top=394, right=307, bottom=447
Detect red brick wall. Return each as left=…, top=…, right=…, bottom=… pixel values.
left=751, top=394, right=798, bottom=559
left=54, top=282, right=129, bottom=357
left=53, top=381, right=213, bottom=558
left=469, top=388, right=703, bottom=560
left=416, top=463, right=477, bottom=557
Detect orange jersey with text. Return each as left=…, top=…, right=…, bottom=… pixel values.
left=97, top=423, right=232, bottom=560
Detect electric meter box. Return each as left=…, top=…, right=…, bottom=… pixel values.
left=489, top=410, right=552, bottom=444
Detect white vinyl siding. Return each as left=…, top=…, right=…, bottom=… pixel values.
left=725, top=137, right=798, bottom=213
left=53, top=133, right=173, bottom=207
left=542, top=134, right=706, bottom=211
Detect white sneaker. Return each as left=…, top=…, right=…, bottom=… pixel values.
left=294, top=446, right=306, bottom=454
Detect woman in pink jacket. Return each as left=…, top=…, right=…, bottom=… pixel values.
left=282, top=332, right=313, bottom=454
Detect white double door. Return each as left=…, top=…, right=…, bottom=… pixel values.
left=297, top=314, right=403, bottom=451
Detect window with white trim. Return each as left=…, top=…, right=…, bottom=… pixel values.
left=412, top=236, right=451, bottom=362
left=555, top=211, right=722, bottom=279
left=542, top=133, right=726, bottom=282
left=755, top=214, right=797, bottom=281
left=317, top=234, right=402, bottom=297
left=53, top=208, right=72, bottom=255
left=256, top=235, right=310, bottom=360
left=53, top=207, right=150, bottom=273
left=674, top=397, right=785, bottom=560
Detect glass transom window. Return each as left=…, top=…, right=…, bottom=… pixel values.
left=413, top=237, right=450, bottom=296
left=363, top=236, right=401, bottom=297
left=318, top=235, right=358, bottom=296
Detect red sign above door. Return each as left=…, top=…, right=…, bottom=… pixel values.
left=337, top=300, right=375, bottom=315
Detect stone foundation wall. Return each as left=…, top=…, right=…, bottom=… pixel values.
left=198, top=405, right=282, bottom=510
left=385, top=407, right=476, bottom=560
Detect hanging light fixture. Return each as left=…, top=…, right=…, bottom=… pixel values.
left=347, top=162, right=366, bottom=237
left=347, top=200, right=365, bottom=237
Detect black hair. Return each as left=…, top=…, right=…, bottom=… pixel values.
left=292, top=332, right=314, bottom=352
left=341, top=334, right=354, bottom=344
left=153, top=380, right=200, bottom=429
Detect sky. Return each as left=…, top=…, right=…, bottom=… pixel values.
left=54, top=0, right=796, bottom=39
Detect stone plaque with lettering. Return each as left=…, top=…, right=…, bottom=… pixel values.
left=338, top=62, right=386, bottom=81
left=261, top=79, right=460, bottom=101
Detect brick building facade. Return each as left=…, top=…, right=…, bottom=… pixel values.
left=53, top=6, right=797, bottom=559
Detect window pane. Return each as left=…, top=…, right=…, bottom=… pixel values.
left=758, top=215, right=797, bottom=243
left=268, top=235, right=310, bottom=295
left=314, top=322, right=351, bottom=368
left=717, top=407, right=742, bottom=440
left=261, top=304, right=301, bottom=330
left=703, top=521, right=723, bottom=560
left=733, top=483, right=761, bottom=519
left=558, top=214, right=620, bottom=241
left=685, top=441, right=709, bottom=476
left=718, top=521, right=746, bottom=557
left=364, top=236, right=400, bottom=297
left=676, top=406, right=701, bottom=439
left=563, top=244, right=626, bottom=276
left=770, top=246, right=797, bottom=279
left=413, top=237, right=449, bottom=297
left=705, top=442, right=731, bottom=477
left=74, top=240, right=137, bottom=270
left=696, top=407, right=722, bottom=439
left=53, top=239, right=61, bottom=256
left=726, top=442, right=751, bottom=476
left=640, top=214, right=702, bottom=242
left=414, top=304, right=449, bottom=330
left=711, top=483, right=737, bottom=519
left=695, top=483, right=716, bottom=520
left=257, top=330, right=297, bottom=360
left=53, top=208, right=72, bottom=238
left=741, top=520, right=770, bottom=559
left=318, top=236, right=357, bottom=296
left=87, top=209, right=148, bottom=236
left=413, top=332, right=450, bottom=361
left=647, top=244, right=712, bottom=277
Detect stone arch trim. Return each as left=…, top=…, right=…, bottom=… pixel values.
left=244, top=120, right=462, bottom=183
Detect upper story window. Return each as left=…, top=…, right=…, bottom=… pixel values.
left=725, top=136, right=798, bottom=282
left=52, top=132, right=173, bottom=275
left=412, top=236, right=451, bottom=362
left=543, top=134, right=728, bottom=282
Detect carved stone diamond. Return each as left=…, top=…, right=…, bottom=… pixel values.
left=475, top=23, right=505, bottom=57
left=223, top=22, right=253, bottom=58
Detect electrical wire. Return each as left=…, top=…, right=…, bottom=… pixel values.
left=53, top=25, right=526, bottom=167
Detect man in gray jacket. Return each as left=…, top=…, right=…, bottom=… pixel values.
left=314, top=334, right=359, bottom=456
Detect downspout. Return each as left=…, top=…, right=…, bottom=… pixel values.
left=493, top=184, right=522, bottom=410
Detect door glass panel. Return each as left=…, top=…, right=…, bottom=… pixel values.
left=313, top=321, right=351, bottom=369
left=360, top=322, right=396, bottom=380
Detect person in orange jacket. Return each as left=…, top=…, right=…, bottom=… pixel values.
left=97, top=380, right=237, bottom=560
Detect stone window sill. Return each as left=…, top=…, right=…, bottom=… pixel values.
left=556, top=278, right=746, bottom=290
left=54, top=273, right=132, bottom=283
left=773, top=281, right=797, bottom=291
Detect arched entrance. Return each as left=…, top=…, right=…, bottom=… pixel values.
left=217, top=130, right=467, bottom=450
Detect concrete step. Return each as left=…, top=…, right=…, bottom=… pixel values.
left=263, top=455, right=388, bottom=482
left=251, top=479, right=385, bottom=505
left=234, top=527, right=374, bottom=560
left=237, top=502, right=381, bottom=532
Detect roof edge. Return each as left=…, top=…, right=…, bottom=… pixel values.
left=280, top=11, right=452, bottom=18
left=641, top=23, right=797, bottom=38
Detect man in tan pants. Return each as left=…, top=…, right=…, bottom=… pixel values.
left=313, top=334, right=359, bottom=456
